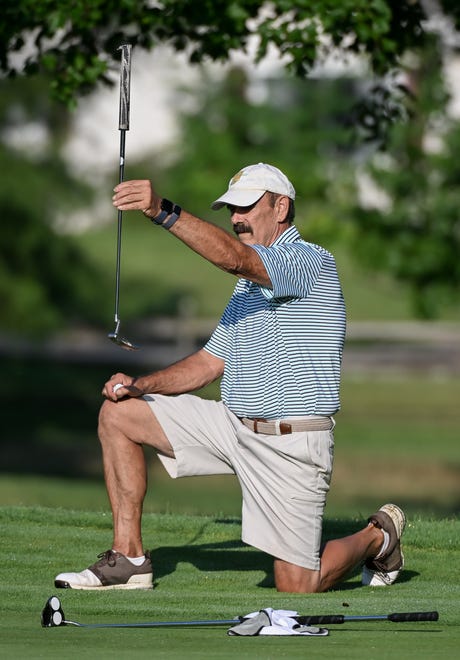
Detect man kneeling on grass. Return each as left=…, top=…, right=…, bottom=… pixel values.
left=55, top=163, right=405, bottom=593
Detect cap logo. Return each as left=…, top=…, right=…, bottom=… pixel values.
left=230, top=170, right=244, bottom=186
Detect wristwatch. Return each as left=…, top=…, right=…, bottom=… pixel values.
left=151, top=198, right=182, bottom=229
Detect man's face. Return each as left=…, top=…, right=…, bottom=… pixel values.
left=227, top=192, right=286, bottom=247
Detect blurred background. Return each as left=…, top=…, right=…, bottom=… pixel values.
left=1, top=2, right=459, bottom=519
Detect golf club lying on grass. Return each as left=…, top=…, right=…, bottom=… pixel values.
left=41, top=596, right=240, bottom=629
left=108, top=43, right=139, bottom=351
left=41, top=596, right=439, bottom=631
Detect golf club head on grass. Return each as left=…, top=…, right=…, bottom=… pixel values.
left=108, top=320, right=139, bottom=351
left=41, top=596, right=66, bottom=628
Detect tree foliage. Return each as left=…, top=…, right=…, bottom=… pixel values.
left=0, top=76, right=110, bottom=335
left=153, top=48, right=460, bottom=319
left=148, top=65, right=357, bottom=220
left=347, top=38, right=460, bottom=318
left=0, top=0, right=442, bottom=107
left=2, top=0, right=460, bottom=328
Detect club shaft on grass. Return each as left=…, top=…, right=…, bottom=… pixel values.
left=59, top=611, right=438, bottom=629
left=62, top=618, right=240, bottom=629
left=41, top=597, right=438, bottom=630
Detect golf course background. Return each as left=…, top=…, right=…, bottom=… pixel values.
left=1, top=71, right=459, bottom=659
left=0, top=363, right=458, bottom=519
left=1, top=4, right=460, bottom=655
left=1, top=219, right=459, bottom=518
left=1, top=226, right=459, bottom=657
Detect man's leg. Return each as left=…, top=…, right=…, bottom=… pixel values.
left=97, top=397, right=175, bottom=556
left=54, top=397, right=173, bottom=589
left=275, top=502, right=406, bottom=593
left=274, top=522, right=383, bottom=592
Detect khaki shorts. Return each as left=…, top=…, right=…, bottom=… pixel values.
left=143, top=393, right=334, bottom=570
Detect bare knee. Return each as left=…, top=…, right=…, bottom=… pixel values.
left=97, top=398, right=138, bottom=447
left=98, top=397, right=175, bottom=457
left=274, top=559, right=321, bottom=593
left=98, top=399, right=121, bottom=439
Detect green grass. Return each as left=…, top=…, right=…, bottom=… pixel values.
left=0, top=506, right=458, bottom=659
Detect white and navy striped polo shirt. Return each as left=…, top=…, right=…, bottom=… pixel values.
left=204, top=225, right=346, bottom=419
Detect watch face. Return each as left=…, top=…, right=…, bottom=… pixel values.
left=161, top=198, right=173, bottom=214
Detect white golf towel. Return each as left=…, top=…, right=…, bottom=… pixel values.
left=227, top=608, right=329, bottom=636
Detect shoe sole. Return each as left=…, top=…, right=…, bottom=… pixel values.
left=55, top=575, right=153, bottom=590
left=362, top=503, right=406, bottom=587
left=379, top=503, right=406, bottom=538
left=362, top=565, right=401, bottom=587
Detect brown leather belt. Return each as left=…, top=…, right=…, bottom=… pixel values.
left=239, top=416, right=334, bottom=435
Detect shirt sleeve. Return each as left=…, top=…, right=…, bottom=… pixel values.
left=203, top=318, right=229, bottom=360
left=251, top=242, right=324, bottom=300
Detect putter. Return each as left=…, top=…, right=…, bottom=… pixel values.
left=41, top=596, right=439, bottom=630
left=108, top=43, right=139, bottom=351
left=41, top=596, right=240, bottom=629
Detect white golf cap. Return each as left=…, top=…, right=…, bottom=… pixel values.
left=211, top=162, right=296, bottom=210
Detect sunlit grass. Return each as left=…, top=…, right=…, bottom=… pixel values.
left=0, top=506, right=458, bottom=659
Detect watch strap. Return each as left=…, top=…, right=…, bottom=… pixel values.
left=151, top=209, right=169, bottom=225
left=162, top=206, right=181, bottom=229
left=150, top=198, right=181, bottom=229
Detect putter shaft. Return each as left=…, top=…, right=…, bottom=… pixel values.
left=108, top=44, right=139, bottom=351
left=62, top=618, right=241, bottom=629
left=42, top=596, right=439, bottom=630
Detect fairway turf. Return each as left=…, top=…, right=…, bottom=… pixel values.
left=0, top=506, right=458, bottom=659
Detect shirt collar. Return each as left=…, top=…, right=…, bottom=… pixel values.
left=270, top=224, right=301, bottom=247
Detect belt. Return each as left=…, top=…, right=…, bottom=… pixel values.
left=239, top=416, right=334, bottom=435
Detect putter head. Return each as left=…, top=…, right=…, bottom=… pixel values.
left=108, top=331, right=139, bottom=351
left=108, top=319, right=139, bottom=351
left=41, top=596, right=66, bottom=628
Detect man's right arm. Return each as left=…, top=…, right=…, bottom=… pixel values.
left=112, top=179, right=272, bottom=287
left=102, top=348, right=224, bottom=401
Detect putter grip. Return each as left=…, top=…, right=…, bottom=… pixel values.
left=118, top=44, right=132, bottom=130
left=388, top=611, right=439, bottom=622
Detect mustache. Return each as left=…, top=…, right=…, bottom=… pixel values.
left=233, top=222, right=252, bottom=235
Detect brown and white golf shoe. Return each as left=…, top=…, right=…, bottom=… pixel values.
left=54, top=549, right=153, bottom=590
left=362, top=503, right=406, bottom=587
